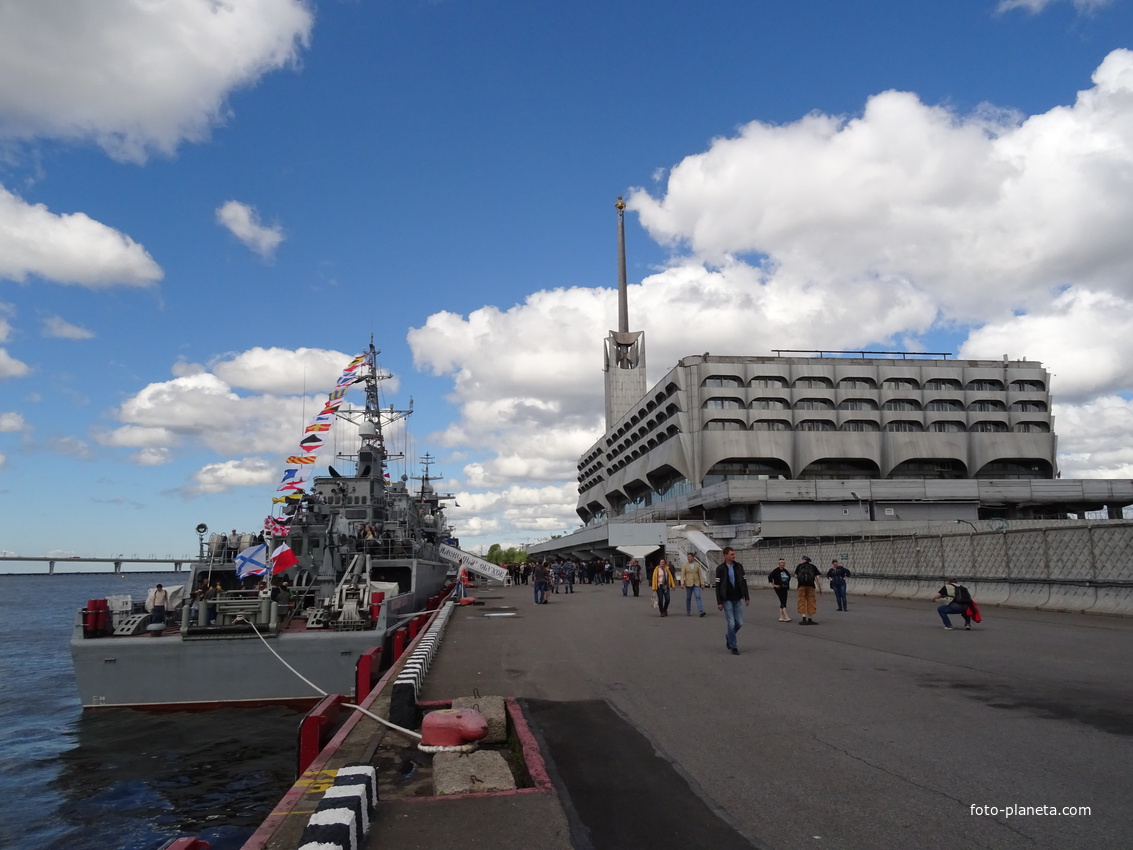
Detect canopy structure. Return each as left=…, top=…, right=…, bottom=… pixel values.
left=671, top=525, right=724, bottom=561
left=615, top=544, right=661, bottom=560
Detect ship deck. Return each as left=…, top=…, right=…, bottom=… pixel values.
left=247, top=581, right=1133, bottom=849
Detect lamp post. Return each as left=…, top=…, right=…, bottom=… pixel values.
left=850, top=492, right=865, bottom=540
left=956, top=519, right=977, bottom=533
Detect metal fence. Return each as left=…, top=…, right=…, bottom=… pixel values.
left=739, top=521, right=1133, bottom=615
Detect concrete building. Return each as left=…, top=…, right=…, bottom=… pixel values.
left=529, top=202, right=1133, bottom=564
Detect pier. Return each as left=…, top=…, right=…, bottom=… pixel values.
left=249, top=579, right=1133, bottom=849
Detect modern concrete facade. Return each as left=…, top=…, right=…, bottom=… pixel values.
left=574, top=352, right=1131, bottom=531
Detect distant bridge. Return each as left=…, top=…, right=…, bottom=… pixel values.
left=0, top=556, right=196, bottom=575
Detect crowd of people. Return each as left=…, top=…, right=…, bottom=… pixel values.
left=508, top=549, right=979, bottom=652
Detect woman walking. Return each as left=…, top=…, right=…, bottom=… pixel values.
left=651, top=559, right=676, bottom=617
left=768, top=558, right=792, bottom=622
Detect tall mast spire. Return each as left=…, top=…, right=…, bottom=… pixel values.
left=616, top=195, right=628, bottom=333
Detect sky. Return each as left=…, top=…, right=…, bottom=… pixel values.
left=2, top=0, right=1133, bottom=560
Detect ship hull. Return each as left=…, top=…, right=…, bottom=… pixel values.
left=71, top=561, right=451, bottom=709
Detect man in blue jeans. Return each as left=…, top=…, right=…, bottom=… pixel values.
left=532, top=562, right=549, bottom=605
left=715, top=547, right=750, bottom=654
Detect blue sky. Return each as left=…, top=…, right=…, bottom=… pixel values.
left=2, top=0, right=1132, bottom=559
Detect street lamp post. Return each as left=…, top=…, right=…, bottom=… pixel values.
left=850, top=492, right=866, bottom=540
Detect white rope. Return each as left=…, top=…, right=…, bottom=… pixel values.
left=236, top=615, right=422, bottom=741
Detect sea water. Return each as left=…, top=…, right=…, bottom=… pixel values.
left=0, top=573, right=302, bottom=850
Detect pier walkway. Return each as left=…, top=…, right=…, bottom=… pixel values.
left=280, top=580, right=1133, bottom=849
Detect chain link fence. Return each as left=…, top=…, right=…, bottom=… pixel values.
left=733, top=521, right=1133, bottom=615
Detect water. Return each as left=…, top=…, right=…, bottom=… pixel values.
left=0, top=574, right=303, bottom=850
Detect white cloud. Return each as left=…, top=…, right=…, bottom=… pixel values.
left=43, top=315, right=94, bottom=339
left=188, top=457, right=277, bottom=495
left=0, top=452, right=5, bottom=468
left=960, top=287, right=1133, bottom=401
left=107, top=346, right=374, bottom=493
left=407, top=49, right=1133, bottom=547
left=96, top=424, right=177, bottom=449
left=997, top=0, right=1114, bottom=13
left=0, top=412, right=27, bottom=431
left=45, top=435, right=93, bottom=459
left=215, top=200, right=285, bottom=259
left=131, top=448, right=173, bottom=466
left=0, top=186, right=162, bottom=288
left=0, top=0, right=314, bottom=162
left=0, top=348, right=30, bottom=379
left=210, top=346, right=365, bottom=395
left=1055, top=396, right=1133, bottom=478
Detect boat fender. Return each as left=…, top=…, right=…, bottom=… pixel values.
left=420, top=708, right=489, bottom=748
left=458, top=596, right=476, bottom=606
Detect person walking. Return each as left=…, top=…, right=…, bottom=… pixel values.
left=827, top=559, right=852, bottom=611
left=532, top=562, right=550, bottom=605
left=794, top=556, right=822, bottom=625
left=715, top=547, right=750, bottom=654
left=768, top=558, right=792, bottom=622
left=651, top=558, right=676, bottom=617
left=629, top=559, right=642, bottom=597
left=622, top=559, right=637, bottom=597
left=681, top=551, right=706, bottom=616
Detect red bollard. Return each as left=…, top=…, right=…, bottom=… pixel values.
left=370, top=591, right=385, bottom=625
left=392, top=627, right=407, bottom=661
left=408, top=617, right=420, bottom=640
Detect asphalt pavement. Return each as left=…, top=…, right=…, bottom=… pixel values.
left=413, top=578, right=1133, bottom=850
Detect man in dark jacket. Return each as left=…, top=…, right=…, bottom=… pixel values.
left=715, top=547, right=750, bottom=655
left=795, top=556, right=822, bottom=625
left=934, top=579, right=973, bottom=629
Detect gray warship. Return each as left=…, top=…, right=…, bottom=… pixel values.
left=70, top=343, right=456, bottom=709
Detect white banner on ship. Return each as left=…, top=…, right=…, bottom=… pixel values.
left=438, top=544, right=509, bottom=583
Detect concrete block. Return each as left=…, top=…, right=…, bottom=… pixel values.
left=433, top=749, right=516, bottom=796
left=451, top=695, right=507, bottom=744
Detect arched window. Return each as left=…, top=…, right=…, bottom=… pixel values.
left=704, top=397, right=743, bottom=409
left=795, top=397, right=835, bottom=410
left=751, top=397, right=788, bottom=410
left=842, top=420, right=880, bottom=432
left=839, top=398, right=879, bottom=411
left=882, top=399, right=921, bottom=411
left=702, top=375, right=743, bottom=388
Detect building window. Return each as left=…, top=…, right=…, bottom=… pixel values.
left=751, top=397, right=788, bottom=410
left=971, top=420, right=1009, bottom=432
left=966, top=379, right=1004, bottom=391
left=795, top=397, right=835, bottom=410
left=925, top=399, right=963, bottom=411
left=702, top=375, right=743, bottom=388
left=882, top=399, right=921, bottom=411
left=750, top=376, right=789, bottom=388
left=837, top=377, right=876, bottom=389
left=885, top=420, right=924, bottom=432
left=924, top=378, right=963, bottom=390
left=1010, top=380, right=1045, bottom=392
left=752, top=419, right=791, bottom=431
left=842, top=420, right=881, bottom=432
left=969, top=399, right=1006, bottom=412
left=839, top=398, right=879, bottom=411
left=882, top=378, right=920, bottom=390
left=704, top=419, right=747, bottom=431
left=794, top=377, right=833, bottom=389
left=797, top=419, right=836, bottom=431
left=1010, top=400, right=1047, bottom=412
left=1015, top=422, right=1051, bottom=433
left=929, top=421, right=966, bottom=432
left=704, top=397, right=743, bottom=409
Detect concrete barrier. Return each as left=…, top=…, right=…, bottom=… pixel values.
left=971, top=581, right=1010, bottom=606
left=886, top=579, right=919, bottom=600
left=1038, top=585, right=1096, bottom=613
left=1088, top=586, right=1133, bottom=616
left=1006, top=584, right=1050, bottom=608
